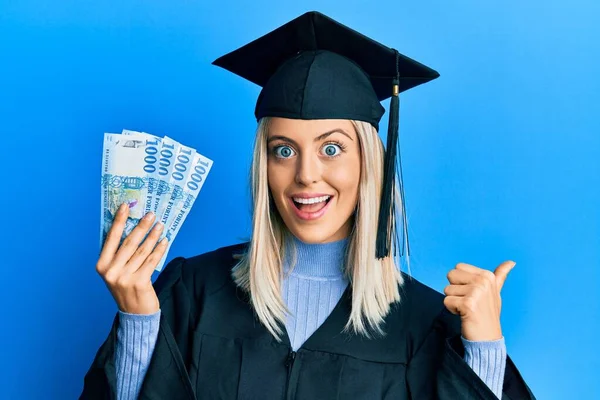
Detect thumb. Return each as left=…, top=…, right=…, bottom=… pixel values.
left=494, top=261, right=516, bottom=292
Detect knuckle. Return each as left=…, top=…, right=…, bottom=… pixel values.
left=464, top=297, right=476, bottom=311
left=147, top=226, right=158, bottom=239
left=121, top=236, right=132, bottom=248
left=150, top=224, right=163, bottom=238
left=132, top=244, right=146, bottom=258
left=104, top=270, right=118, bottom=284
left=474, top=275, right=487, bottom=286
left=482, top=270, right=495, bottom=281
left=95, top=262, right=105, bottom=274
left=146, top=233, right=160, bottom=247
left=146, top=251, right=159, bottom=263
left=138, top=215, right=154, bottom=230
left=482, top=278, right=493, bottom=290
left=115, top=276, right=130, bottom=289
left=138, top=242, right=154, bottom=258
left=443, top=296, right=452, bottom=307
left=137, top=219, right=150, bottom=231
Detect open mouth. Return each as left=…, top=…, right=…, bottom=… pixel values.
left=290, top=195, right=333, bottom=215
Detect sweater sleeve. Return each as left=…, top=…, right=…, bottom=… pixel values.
left=461, top=336, right=507, bottom=399
left=115, top=309, right=161, bottom=400
left=81, top=256, right=199, bottom=399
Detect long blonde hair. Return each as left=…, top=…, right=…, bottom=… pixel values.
left=232, top=117, right=409, bottom=340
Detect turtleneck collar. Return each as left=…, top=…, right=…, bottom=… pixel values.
left=283, top=235, right=350, bottom=279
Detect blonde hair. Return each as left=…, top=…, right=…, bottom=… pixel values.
left=232, top=117, right=409, bottom=340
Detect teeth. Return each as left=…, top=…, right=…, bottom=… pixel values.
left=293, top=195, right=331, bottom=204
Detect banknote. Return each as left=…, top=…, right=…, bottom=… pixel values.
left=152, top=136, right=181, bottom=215
left=156, top=142, right=196, bottom=228
left=101, top=130, right=213, bottom=272
left=100, top=133, right=157, bottom=249
left=121, top=130, right=163, bottom=216
left=155, top=152, right=213, bottom=271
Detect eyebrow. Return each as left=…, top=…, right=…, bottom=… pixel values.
left=267, top=128, right=354, bottom=146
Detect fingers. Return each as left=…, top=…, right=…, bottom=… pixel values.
left=446, top=268, right=473, bottom=285
left=455, top=262, right=481, bottom=274
left=112, top=211, right=157, bottom=267
left=443, top=294, right=478, bottom=317
left=124, top=221, right=165, bottom=274
left=97, top=203, right=129, bottom=274
left=443, top=295, right=462, bottom=316
left=137, top=237, right=169, bottom=279
left=443, top=283, right=472, bottom=297
left=456, top=263, right=496, bottom=283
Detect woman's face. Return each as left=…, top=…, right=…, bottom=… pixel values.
left=267, top=117, right=361, bottom=243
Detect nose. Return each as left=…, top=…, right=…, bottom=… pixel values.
left=295, top=152, right=321, bottom=185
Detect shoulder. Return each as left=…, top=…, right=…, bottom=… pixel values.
left=183, top=241, right=249, bottom=294
left=153, top=241, right=249, bottom=302
left=395, top=271, right=462, bottom=348
left=398, top=271, right=445, bottom=319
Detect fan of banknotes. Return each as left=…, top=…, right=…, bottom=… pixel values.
left=100, top=129, right=213, bottom=272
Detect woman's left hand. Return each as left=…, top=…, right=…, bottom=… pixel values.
left=443, top=261, right=516, bottom=341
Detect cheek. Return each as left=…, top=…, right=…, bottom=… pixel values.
left=267, top=161, right=275, bottom=189
left=327, top=159, right=360, bottom=198
left=267, top=161, right=289, bottom=198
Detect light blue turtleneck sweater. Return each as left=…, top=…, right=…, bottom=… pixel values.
left=114, top=237, right=507, bottom=399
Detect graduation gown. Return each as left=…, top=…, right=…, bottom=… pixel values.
left=80, top=242, right=536, bottom=399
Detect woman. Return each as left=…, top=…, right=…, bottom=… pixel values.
left=81, top=12, right=536, bottom=400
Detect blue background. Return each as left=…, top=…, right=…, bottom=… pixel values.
left=1, top=1, right=598, bottom=398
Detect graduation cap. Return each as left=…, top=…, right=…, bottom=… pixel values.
left=212, top=11, right=439, bottom=260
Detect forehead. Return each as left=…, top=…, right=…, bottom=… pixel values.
left=268, top=117, right=356, bottom=139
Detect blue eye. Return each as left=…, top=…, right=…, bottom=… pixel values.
left=274, top=145, right=295, bottom=158
left=322, top=144, right=342, bottom=157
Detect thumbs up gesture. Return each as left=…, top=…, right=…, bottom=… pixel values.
left=443, top=261, right=516, bottom=341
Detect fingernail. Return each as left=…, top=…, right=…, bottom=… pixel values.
left=154, top=222, right=164, bottom=231
left=119, top=203, right=128, bottom=214
left=144, top=212, right=155, bottom=221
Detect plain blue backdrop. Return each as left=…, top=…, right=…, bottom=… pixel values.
left=1, top=1, right=598, bottom=399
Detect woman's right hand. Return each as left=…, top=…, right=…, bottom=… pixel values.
left=96, top=203, right=169, bottom=315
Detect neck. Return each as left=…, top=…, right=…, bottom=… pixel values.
left=283, top=235, right=350, bottom=278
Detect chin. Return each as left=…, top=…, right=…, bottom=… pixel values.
left=286, top=223, right=347, bottom=244
left=290, top=230, right=330, bottom=244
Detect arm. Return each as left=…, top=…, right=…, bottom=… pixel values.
left=406, top=309, right=536, bottom=400
left=80, top=257, right=196, bottom=400
left=115, top=310, right=161, bottom=400
left=462, top=336, right=507, bottom=399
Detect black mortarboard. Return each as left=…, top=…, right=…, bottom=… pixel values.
left=212, top=11, right=439, bottom=259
